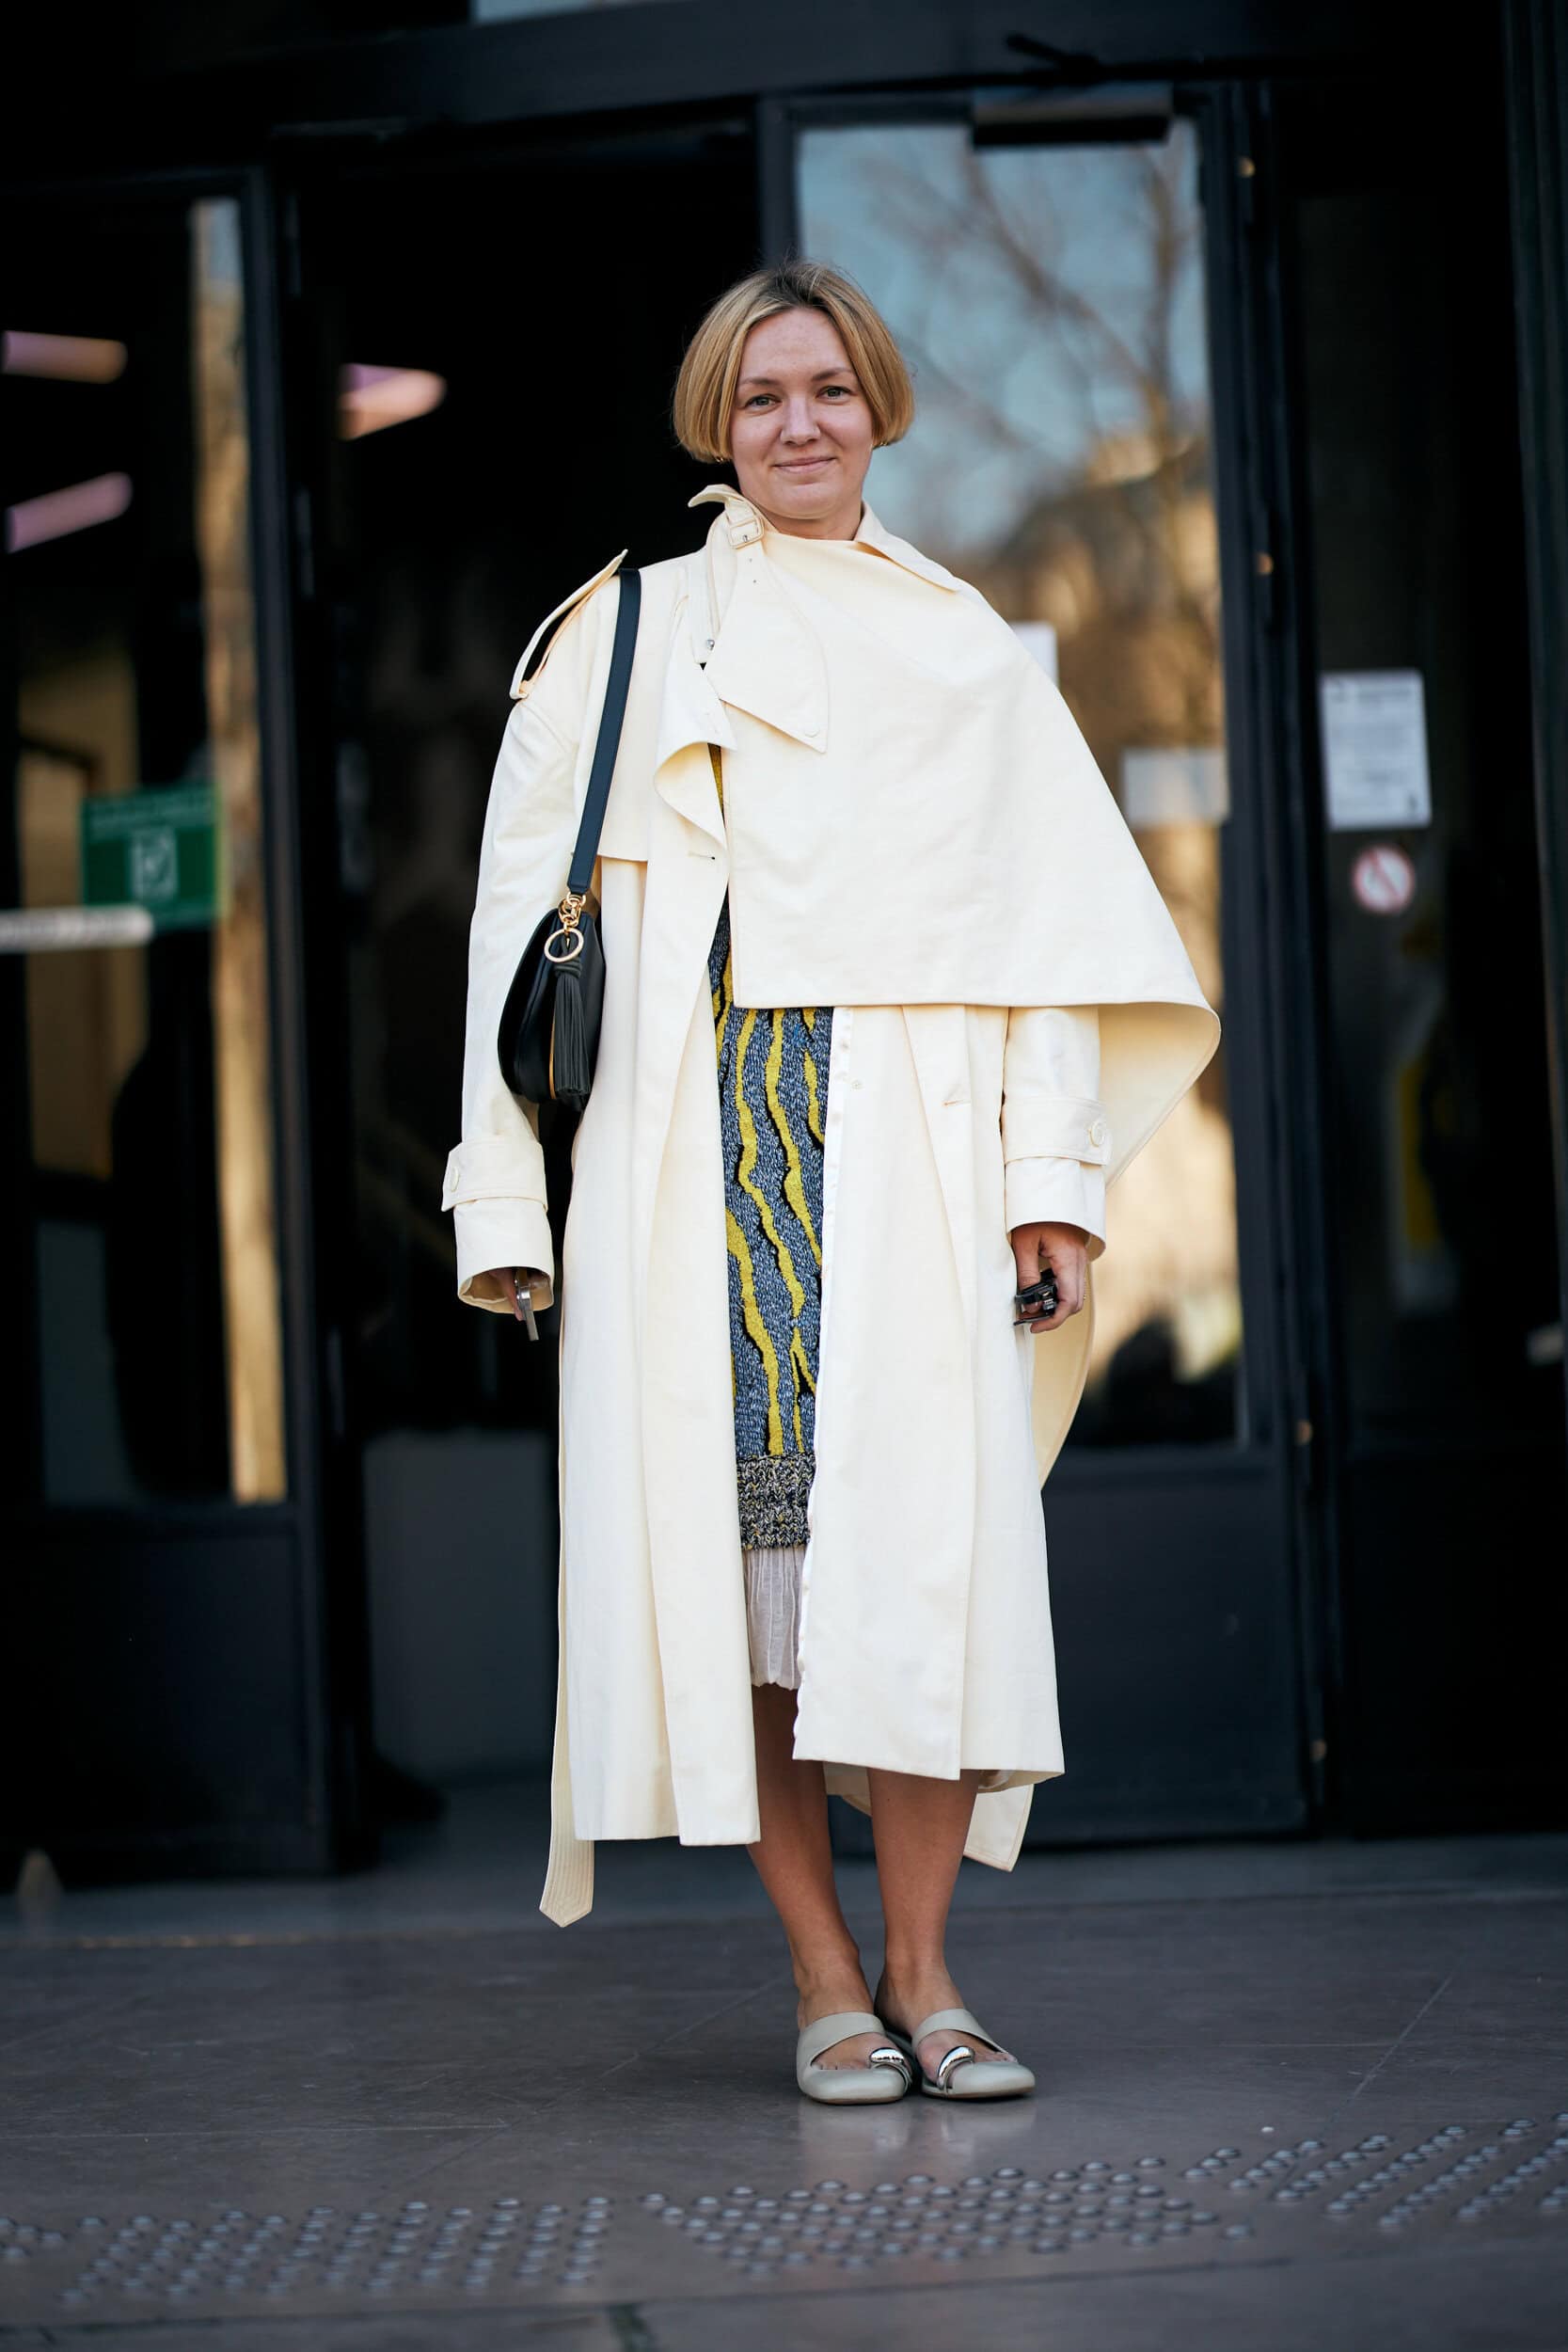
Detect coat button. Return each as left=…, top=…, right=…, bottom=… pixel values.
left=1089, top=1118, right=1108, bottom=1146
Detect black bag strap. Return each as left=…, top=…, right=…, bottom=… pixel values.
left=558, top=566, right=641, bottom=902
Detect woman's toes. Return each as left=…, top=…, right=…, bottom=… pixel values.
left=917, top=2030, right=965, bottom=2079
left=816, top=2030, right=889, bottom=2070
left=917, top=2029, right=1009, bottom=2078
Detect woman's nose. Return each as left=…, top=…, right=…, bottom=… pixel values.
left=780, top=399, right=818, bottom=441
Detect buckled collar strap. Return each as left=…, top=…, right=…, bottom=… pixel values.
left=689, top=482, right=765, bottom=547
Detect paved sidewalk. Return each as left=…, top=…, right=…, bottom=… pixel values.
left=3, top=1795, right=1566, bottom=2350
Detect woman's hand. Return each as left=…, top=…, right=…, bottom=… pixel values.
left=483, top=1268, right=546, bottom=1321
left=1009, top=1221, right=1089, bottom=1332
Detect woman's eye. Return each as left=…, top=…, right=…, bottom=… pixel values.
left=737, top=387, right=854, bottom=409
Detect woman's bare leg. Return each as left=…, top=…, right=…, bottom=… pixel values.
left=868, top=1767, right=1020, bottom=2083
left=748, top=1683, right=889, bottom=2069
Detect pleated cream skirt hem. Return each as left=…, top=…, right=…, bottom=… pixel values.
left=742, top=1541, right=806, bottom=1691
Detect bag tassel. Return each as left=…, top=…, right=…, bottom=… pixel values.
left=550, top=962, right=593, bottom=1105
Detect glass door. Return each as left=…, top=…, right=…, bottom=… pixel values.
left=790, top=92, right=1308, bottom=1842
left=2, top=173, right=360, bottom=1877
left=7, top=194, right=284, bottom=1506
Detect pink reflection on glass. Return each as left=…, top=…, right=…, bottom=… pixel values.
left=339, top=363, right=447, bottom=439
left=2, top=330, right=128, bottom=382
left=8, top=471, right=133, bottom=551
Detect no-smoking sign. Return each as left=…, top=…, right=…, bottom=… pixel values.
left=1351, top=843, right=1417, bottom=916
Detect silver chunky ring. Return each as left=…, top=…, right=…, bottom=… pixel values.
left=934, top=2043, right=976, bottom=2089
left=868, top=2044, right=913, bottom=2088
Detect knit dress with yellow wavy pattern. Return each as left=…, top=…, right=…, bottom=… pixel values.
left=706, top=743, right=831, bottom=1689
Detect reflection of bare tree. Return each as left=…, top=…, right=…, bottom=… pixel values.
left=857, top=135, right=1220, bottom=755
left=873, top=146, right=1185, bottom=461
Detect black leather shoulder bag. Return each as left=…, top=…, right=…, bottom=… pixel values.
left=496, top=565, right=641, bottom=1113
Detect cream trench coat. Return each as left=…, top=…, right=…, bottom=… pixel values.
left=445, top=486, right=1220, bottom=1925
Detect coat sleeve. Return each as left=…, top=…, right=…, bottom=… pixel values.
left=441, top=580, right=608, bottom=1313
left=1001, top=1003, right=1110, bottom=1256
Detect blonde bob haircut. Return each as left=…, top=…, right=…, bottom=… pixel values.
left=673, top=258, right=915, bottom=466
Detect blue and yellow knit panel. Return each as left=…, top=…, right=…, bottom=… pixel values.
left=706, top=743, right=832, bottom=1549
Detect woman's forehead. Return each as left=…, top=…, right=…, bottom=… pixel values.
left=737, top=309, right=854, bottom=380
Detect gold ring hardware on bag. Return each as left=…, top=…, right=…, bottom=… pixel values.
left=543, top=889, right=589, bottom=964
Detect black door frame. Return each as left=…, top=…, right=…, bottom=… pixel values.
left=1200, top=81, right=1347, bottom=1817
left=44, top=2, right=1407, bottom=173
left=1504, top=0, right=1568, bottom=1463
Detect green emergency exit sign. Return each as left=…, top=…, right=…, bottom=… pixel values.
left=81, top=784, right=218, bottom=932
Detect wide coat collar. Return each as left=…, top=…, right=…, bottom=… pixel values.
left=531, top=484, right=967, bottom=851
left=684, top=481, right=963, bottom=756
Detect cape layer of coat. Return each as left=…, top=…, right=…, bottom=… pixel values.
left=572, top=485, right=1220, bottom=1179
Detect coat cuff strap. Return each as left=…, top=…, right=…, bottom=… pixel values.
left=1001, top=1093, right=1111, bottom=1165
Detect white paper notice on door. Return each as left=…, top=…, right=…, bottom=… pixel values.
left=1320, top=670, right=1433, bottom=830
left=1008, top=620, right=1059, bottom=683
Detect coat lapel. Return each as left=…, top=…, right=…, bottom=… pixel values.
left=634, top=553, right=733, bottom=1248
left=652, top=555, right=734, bottom=841
left=681, top=482, right=962, bottom=752
left=689, top=488, right=828, bottom=751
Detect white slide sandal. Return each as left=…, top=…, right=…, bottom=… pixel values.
left=796, top=2010, right=914, bottom=2104
left=887, top=2006, right=1036, bottom=2099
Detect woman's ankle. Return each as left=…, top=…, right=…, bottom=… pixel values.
left=792, top=1944, right=868, bottom=2005
left=876, top=1954, right=958, bottom=2010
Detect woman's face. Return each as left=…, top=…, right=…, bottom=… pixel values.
left=727, top=307, right=875, bottom=539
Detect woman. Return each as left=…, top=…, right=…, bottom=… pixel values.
left=444, top=261, right=1219, bottom=2103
